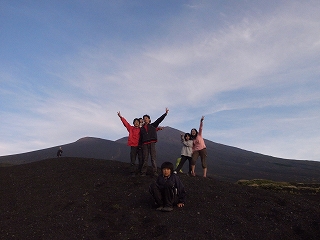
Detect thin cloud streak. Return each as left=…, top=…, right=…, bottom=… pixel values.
left=1, top=1, right=320, bottom=160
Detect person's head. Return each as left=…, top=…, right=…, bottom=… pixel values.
left=139, top=118, right=144, bottom=126
left=133, top=118, right=140, bottom=127
left=184, top=133, right=191, bottom=141
left=143, top=114, right=151, bottom=124
left=161, top=161, right=174, bottom=177
left=191, top=128, right=198, bottom=138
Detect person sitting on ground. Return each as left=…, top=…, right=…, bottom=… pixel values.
left=149, top=161, right=186, bottom=212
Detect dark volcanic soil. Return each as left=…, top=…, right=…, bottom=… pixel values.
left=1, top=157, right=320, bottom=240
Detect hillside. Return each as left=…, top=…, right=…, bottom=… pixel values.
left=1, top=158, right=320, bottom=239
left=1, top=127, right=320, bottom=183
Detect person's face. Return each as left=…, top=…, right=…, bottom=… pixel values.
left=139, top=119, right=144, bottom=125
left=143, top=116, right=150, bottom=124
left=133, top=120, right=140, bottom=127
left=162, top=168, right=171, bottom=177
left=191, top=129, right=196, bottom=136
left=185, top=135, right=190, bottom=140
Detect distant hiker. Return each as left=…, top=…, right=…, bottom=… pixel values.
left=190, top=116, right=207, bottom=177
left=149, top=161, right=186, bottom=212
left=140, top=108, right=169, bottom=177
left=174, top=133, right=193, bottom=175
left=117, top=111, right=142, bottom=176
left=57, top=147, right=63, bottom=157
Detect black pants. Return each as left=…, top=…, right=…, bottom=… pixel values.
left=149, top=181, right=177, bottom=207
left=175, top=155, right=192, bottom=174
left=130, top=146, right=143, bottom=173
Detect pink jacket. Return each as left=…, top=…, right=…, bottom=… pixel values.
left=193, top=120, right=206, bottom=151
left=120, top=117, right=140, bottom=147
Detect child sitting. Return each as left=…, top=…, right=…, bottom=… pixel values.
left=149, top=162, right=186, bottom=212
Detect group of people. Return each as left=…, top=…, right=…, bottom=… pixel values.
left=117, top=108, right=169, bottom=177
left=118, top=109, right=208, bottom=212
left=175, top=116, right=207, bottom=178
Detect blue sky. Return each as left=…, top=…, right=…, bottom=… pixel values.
left=1, top=0, right=320, bottom=161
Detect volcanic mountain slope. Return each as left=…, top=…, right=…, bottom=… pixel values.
left=1, top=157, right=319, bottom=239
left=1, top=127, right=320, bottom=183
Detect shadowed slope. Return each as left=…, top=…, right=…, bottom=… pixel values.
left=2, top=127, right=320, bottom=183
left=1, top=158, right=320, bottom=239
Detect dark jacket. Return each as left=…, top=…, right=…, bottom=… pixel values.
left=140, top=113, right=167, bottom=144
left=156, top=174, right=186, bottom=204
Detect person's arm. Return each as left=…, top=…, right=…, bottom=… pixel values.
left=181, top=134, right=193, bottom=147
left=174, top=176, right=186, bottom=206
left=117, top=111, right=131, bottom=131
left=198, top=116, right=204, bottom=136
left=181, top=134, right=190, bottom=147
left=152, top=108, right=169, bottom=127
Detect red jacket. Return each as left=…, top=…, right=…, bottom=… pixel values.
left=120, top=117, right=141, bottom=147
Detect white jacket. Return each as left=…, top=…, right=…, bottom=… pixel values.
left=180, top=136, right=193, bottom=157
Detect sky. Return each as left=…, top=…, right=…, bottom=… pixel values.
left=1, top=0, right=320, bottom=161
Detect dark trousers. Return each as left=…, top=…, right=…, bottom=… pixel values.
left=149, top=182, right=177, bottom=207
left=130, top=146, right=143, bottom=173
left=175, top=155, right=192, bottom=174
left=141, top=142, right=157, bottom=173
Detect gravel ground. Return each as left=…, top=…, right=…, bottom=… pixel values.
left=1, top=157, right=320, bottom=240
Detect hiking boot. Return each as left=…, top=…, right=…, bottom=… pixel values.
left=156, top=206, right=163, bottom=211
left=161, top=207, right=173, bottom=212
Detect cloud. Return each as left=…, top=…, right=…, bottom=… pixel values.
left=1, top=1, right=320, bottom=160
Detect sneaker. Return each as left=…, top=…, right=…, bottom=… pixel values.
left=173, top=171, right=177, bottom=174
left=161, top=207, right=173, bottom=212
left=156, top=206, right=163, bottom=211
